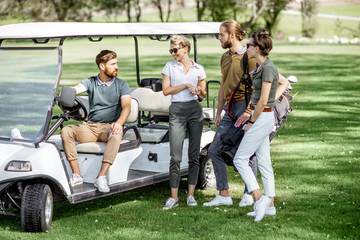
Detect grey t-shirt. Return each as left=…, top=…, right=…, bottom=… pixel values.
left=251, top=58, right=279, bottom=108
left=81, top=76, right=130, bottom=123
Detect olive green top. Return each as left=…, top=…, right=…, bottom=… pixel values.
left=251, top=58, right=279, bottom=108
left=220, top=47, right=257, bottom=101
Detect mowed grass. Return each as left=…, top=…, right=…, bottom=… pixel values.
left=0, top=38, right=360, bottom=239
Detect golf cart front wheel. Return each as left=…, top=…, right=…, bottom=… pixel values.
left=21, top=183, right=53, bottom=232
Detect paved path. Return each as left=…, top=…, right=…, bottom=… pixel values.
left=282, top=10, right=360, bottom=21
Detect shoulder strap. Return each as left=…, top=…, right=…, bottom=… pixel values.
left=242, top=51, right=248, bottom=74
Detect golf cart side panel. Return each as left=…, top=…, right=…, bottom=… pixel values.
left=0, top=141, right=72, bottom=197
left=129, top=141, right=189, bottom=173
left=59, top=147, right=143, bottom=185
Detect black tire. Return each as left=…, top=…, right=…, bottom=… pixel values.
left=197, top=152, right=216, bottom=189
left=21, top=184, right=53, bottom=232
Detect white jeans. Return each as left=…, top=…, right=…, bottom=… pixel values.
left=233, top=111, right=275, bottom=197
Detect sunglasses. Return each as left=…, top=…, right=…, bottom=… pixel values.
left=247, top=43, right=257, bottom=49
left=169, top=47, right=184, bottom=54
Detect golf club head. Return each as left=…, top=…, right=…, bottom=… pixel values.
left=287, top=75, right=298, bottom=83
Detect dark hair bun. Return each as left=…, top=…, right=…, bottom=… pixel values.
left=259, top=29, right=269, bottom=38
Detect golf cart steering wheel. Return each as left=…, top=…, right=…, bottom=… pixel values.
left=58, top=96, right=88, bottom=121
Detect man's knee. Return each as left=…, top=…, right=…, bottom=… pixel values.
left=61, top=125, right=74, bottom=139
left=107, top=132, right=122, bottom=143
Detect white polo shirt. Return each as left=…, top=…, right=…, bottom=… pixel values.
left=161, top=60, right=206, bottom=102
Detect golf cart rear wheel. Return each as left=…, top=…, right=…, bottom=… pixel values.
left=197, top=152, right=216, bottom=189
left=21, top=184, right=53, bottom=232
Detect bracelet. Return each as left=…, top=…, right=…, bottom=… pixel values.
left=249, top=120, right=255, bottom=124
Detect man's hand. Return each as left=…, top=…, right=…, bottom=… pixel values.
left=111, top=122, right=123, bottom=135
left=234, top=111, right=251, bottom=127
left=214, top=115, right=221, bottom=129
left=243, top=123, right=252, bottom=134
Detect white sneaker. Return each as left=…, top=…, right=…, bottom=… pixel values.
left=254, top=196, right=272, bottom=222
left=94, top=176, right=110, bottom=193
left=247, top=206, right=276, bottom=217
left=70, top=173, right=83, bottom=187
left=187, top=195, right=198, bottom=206
left=203, top=194, right=233, bottom=207
left=239, top=194, right=254, bottom=207
left=163, top=197, right=179, bottom=210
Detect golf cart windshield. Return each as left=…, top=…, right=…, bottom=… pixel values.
left=0, top=47, right=59, bottom=142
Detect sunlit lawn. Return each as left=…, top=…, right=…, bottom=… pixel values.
left=0, top=36, right=359, bottom=239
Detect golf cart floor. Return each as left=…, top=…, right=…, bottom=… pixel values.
left=69, top=169, right=168, bottom=203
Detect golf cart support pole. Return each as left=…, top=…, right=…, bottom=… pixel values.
left=191, top=35, right=198, bottom=63
left=133, top=36, right=140, bottom=86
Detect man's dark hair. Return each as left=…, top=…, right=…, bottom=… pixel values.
left=95, top=50, right=117, bottom=68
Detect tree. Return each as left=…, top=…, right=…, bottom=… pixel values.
left=205, top=0, right=238, bottom=22
left=241, top=0, right=269, bottom=30
left=133, top=0, right=142, bottom=22
left=196, top=0, right=207, bottom=21
left=152, top=0, right=172, bottom=22
left=262, top=0, right=294, bottom=36
left=301, top=0, right=318, bottom=38
left=94, top=0, right=142, bottom=22
left=0, top=0, right=93, bottom=21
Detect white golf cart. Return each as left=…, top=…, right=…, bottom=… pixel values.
left=0, top=22, right=222, bottom=232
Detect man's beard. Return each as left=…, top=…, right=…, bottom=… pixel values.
left=105, top=68, right=117, bottom=78
left=221, top=38, right=232, bottom=49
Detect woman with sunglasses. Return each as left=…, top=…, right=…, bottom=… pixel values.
left=233, top=29, right=289, bottom=222
left=161, top=35, right=206, bottom=210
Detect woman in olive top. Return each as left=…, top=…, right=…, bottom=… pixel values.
left=233, top=29, right=289, bottom=222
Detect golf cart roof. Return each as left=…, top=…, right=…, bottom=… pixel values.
left=0, top=22, right=222, bottom=40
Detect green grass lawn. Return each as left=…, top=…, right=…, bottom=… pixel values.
left=0, top=38, right=359, bottom=239
left=317, top=4, right=360, bottom=18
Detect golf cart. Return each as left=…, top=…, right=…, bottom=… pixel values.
left=0, top=22, right=222, bottom=232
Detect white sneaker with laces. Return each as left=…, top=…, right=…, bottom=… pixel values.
left=163, top=197, right=179, bottom=210
left=203, top=194, right=233, bottom=207
left=94, top=176, right=110, bottom=193
left=239, top=193, right=254, bottom=207
left=70, top=173, right=83, bottom=187
left=247, top=206, right=276, bottom=217
left=254, top=196, right=272, bottom=222
left=187, top=195, right=198, bottom=206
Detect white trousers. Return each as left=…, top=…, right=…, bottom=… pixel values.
left=233, top=111, right=276, bottom=197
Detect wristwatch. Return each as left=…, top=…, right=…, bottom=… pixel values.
left=249, top=120, right=255, bottom=124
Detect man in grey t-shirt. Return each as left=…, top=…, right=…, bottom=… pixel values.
left=61, top=50, right=131, bottom=193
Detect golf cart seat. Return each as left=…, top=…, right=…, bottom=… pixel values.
left=130, top=87, right=219, bottom=125
left=140, top=77, right=163, bottom=92
left=130, top=87, right=170, bottom=117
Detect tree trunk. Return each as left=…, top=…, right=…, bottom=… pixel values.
left=134, top=0, right=141, bottom=22
left=152, top=0, right=164, bottom=22
left=126, top=0, right=131, bottom=22
left=242, top=0, right=268, bottom=30
left=165, top=0, right=172, bottom=22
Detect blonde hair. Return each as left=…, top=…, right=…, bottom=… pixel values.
left=221, top=20, right=246, bottom=42
left=170, top=35, right=191, bottom=54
